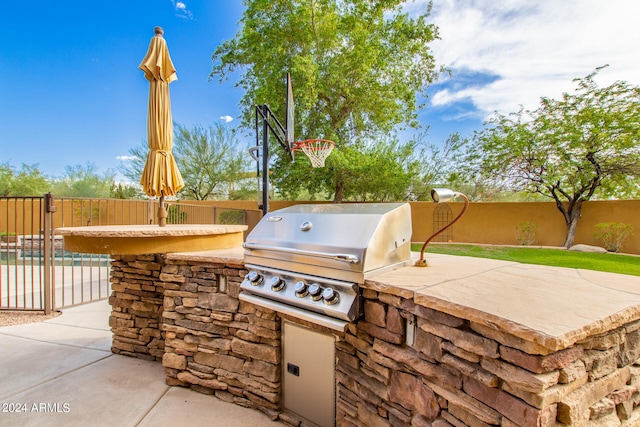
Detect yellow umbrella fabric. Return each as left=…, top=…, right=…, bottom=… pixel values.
left=139, top=27, right=184, bottom=200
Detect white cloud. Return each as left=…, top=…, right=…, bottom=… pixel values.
left=171, top=0, right=193, bottom=20
left=410, top=0, right=640, bottom=119
left=220, top=115, right=233, bottom=123
left=116, top=155, right=136, bottom=161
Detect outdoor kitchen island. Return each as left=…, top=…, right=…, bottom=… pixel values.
left=107, top=247, right=640, bottom=427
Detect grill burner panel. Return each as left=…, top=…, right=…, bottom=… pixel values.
left=241, top=264, right=360, bottom=322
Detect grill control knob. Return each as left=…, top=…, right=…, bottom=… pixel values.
left=268, top=276, right=285, bottom=292
left=322, top=287, right=340, bottom=305
left=294, top=281, right=308, bottom=298
left=246, top=271, right=263, bottom=286
left=308, top=284, right=323, bottom=301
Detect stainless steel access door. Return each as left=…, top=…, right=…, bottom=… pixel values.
left=283, top=321, right=336, bottom=427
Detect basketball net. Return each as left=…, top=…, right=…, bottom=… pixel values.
left=294, top=139, right=335, bottom=168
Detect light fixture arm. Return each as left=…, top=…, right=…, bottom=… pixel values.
left=415, top=189, right=469, bottom=267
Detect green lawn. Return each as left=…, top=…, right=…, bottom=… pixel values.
left=412, top=243, right=640, bottom=277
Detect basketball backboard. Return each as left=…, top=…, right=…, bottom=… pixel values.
left=285, top=72, right=295, bottom=156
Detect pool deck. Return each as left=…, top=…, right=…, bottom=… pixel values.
left=0, top=300, right=281, bottom=427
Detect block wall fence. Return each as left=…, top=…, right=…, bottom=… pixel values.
left=2, top=198, right=638, bottom=254
left=198, top=200, right=640, bottom=255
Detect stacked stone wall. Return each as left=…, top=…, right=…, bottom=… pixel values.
left=159, top=258, right=283, bottom=421
left=109, top=254, right=165, bottom=360
left=107, top=253, right=640, bottom=426
left=336, top=286, right=640, bottom=426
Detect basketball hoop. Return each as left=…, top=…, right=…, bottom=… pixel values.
left=293, top=139, right=335, bottom=168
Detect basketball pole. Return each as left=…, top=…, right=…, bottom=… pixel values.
left=255, top=103, right=288, bottom=216
left=254, top=73, right=294, bottom=217
left=252, top=73, right=333, bottom=216
left=261, top=104, right=270, bottom=216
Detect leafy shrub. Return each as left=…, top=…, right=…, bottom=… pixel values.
left=594, top=222, right=634, bottom=253
left=167, top=204, right=187, bottom=224
left=0, top=231, right=18, bottom=242
left=219, top=210, right=244, bottom=225
left=515, top=221, right=539, bottom=246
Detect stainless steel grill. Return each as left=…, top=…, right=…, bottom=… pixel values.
left=239, top=203, right=412, bottom=330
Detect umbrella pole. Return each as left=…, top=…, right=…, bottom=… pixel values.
left=158, top=195, right=168, bottom=227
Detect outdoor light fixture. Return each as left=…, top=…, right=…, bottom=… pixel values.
left=415, top=188, right=469, bottom=267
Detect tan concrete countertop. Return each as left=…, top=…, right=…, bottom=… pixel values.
left=366, top=253, right=640, bottom=352
left=56, top=224, right=247, bottom=237
left=159, top=249, right=640, bottom=353
left=165, top=246, right=245, bottom=264
left=56, top=224, right=247, bottom=255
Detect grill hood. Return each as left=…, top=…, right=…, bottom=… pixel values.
left=243, top=203, right=412, bottom=283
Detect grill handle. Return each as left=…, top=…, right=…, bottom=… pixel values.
left=243, top=243, right=360, bottom=264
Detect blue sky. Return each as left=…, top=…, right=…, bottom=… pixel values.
left=1, top=0, right=639, bottom=182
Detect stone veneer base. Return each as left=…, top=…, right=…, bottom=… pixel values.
left=109, top=253, right=640, bottom=426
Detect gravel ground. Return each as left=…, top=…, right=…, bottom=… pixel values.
left=0, top=310, right=61, bottom=327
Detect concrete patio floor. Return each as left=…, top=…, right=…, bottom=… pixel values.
left=0, top=300, right=282, bottom=427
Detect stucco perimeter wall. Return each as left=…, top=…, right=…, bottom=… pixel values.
left=207, top=200, right=640, bottom=255
left=3, top=198, right=637, bottom=253
left=409, top=200, right=640, bottom=254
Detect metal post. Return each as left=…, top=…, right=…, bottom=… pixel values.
left=261, top=105, right=270, bottom=216
left=43, top=192, right=57, bottom=314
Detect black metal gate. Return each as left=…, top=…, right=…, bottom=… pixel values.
left=1, top=194, right=257, bottom=313
left=0, top=194, right=110, bottom=313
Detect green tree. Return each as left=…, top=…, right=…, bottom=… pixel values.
left=408, top=132, right=483, bottom=201
left=51, top=163, right=115, bottom=198
left=475, top=67, right=640, bottom=248
left=118, top=143, right=148, bottom=187
left=0, top=162, right=50, bottom=196
left=110, top=183, right=146, bottom=199
left=211, top=0, right=440, bottom=201
left=273, top=133, right=419, bottom=201
left=173, top=123, right=252, bottom=200
left=339, top=138, right=418, bottom=202
left=119, top=123, right=253, bottom=200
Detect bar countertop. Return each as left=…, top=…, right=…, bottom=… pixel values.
left=366, top=253, right=640, bottom=352
left=56, top=225, right=247, bottom=255
left=167, top=249, right=640, bottom=353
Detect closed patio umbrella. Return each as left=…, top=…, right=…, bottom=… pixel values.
left=139, top=26, right=184, bottom=226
